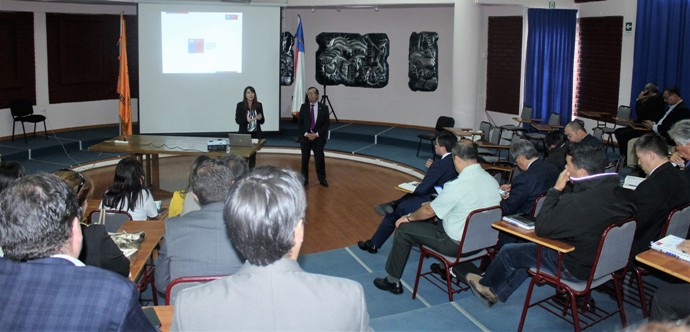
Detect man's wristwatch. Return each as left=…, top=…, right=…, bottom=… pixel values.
left=406, top=213, right=412, bottom=222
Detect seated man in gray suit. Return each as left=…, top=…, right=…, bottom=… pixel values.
left=155, top=157, right=247, bottom=293
left=171, top=166, right=372, bottom=331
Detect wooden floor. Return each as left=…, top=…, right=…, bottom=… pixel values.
left=83, top=153, right=419, bottom=255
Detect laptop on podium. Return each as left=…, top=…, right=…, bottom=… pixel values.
left=228, top=133, right=253, bottom=147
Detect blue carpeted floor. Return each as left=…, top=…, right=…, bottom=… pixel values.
left=298, top=242, right=658, bottom=331
left=3, top=120, right=656, bottom=331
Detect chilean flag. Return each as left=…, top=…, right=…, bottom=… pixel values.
left=291, top=15, right=305, bottom=116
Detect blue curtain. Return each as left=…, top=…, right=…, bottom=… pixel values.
left=631, top=0, right=690, bottom=117
left=524, top=9, right=577, bottom=127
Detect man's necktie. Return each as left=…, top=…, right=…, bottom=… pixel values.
left=310, top=104, right=316, bottom=132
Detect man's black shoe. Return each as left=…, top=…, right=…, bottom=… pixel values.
left=430, top=263, right=449, bottom=280
left=374, top=204, right=389, bottom=216
left=319, top=180, right=329, bottom=187
left=374, top=278, right=403, bottom=295
left=357, top=240, right=378, bottom=254
left=430, top=263, right=465, bottom=283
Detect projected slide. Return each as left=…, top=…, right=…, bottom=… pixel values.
left=161, top=12, right=243, bottom=73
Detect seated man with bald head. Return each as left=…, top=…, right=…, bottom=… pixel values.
left=564, top=119, right=603, bottom=147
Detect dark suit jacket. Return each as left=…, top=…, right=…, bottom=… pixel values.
left=658, top=101, right=690, bottom=143
left=580, top=134, right=603, bottom=147
left=413, top=154, right=457, bottom=197
left=80, top=223, right=130, bottom=278
left=619, top=162, right=690, bottom=257
left=298, top=102, right=330, bottom=144
left=0, top=257, right=155, bottom=331
left=235, top=101, right=264, bottom=135
left=501, top=159, right=559, bottom=216
left=635, top=94, right=665, bottom=122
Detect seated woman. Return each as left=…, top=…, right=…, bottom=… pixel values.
left=54, top=169, right=129, bottom=278
left=101, top=157, right=159, bottom=220
left=168, top=155, right=211, bottom=218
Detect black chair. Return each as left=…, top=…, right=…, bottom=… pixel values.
left=416, top=116, right=455, bottom=158
left=10, top=99, right=47, bottom=143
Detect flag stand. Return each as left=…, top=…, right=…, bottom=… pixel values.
left=321, top=85, right=339, bottom=123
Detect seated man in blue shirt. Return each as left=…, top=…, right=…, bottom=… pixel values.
left=373, top=140, right=501, bottom=294
left=358, top=132, right=458, bottom=253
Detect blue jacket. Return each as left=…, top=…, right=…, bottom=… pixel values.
left=0, top=256, right=155, bottom=331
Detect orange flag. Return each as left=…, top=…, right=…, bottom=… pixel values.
left=117, top=13, right=132, bottom=136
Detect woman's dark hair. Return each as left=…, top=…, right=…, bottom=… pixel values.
left=102, top=157, right=149, bottom=211
left=0, top=160, right=25, bottom=193
left=242, top=86, right=259, bottom=110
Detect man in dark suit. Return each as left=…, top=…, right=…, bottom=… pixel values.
left=615, top=83, right=666, bottom=157
left=618, top=133, right=690, bottom=257
left=565, top=119, right=603, bottom=147
left=0, top=174, right=154, bottom=331
left=299, top=86, right=330, bottom=187
left=358, top=132, right=458, bottom=253
left=497, top=139, right=559, bottom=246
left=155, top=157, right=247, bottom=293
left=669, top=119, right=690, bottom=182
left=642, top=86, right=690, bottom=145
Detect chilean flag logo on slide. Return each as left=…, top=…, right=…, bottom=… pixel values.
left=188, top=39, right=204, bottom=53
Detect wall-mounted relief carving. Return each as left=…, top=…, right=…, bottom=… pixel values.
left=315, top=33, right=389, bottom=88
left=408, top=32, right=438, bottom=92
left=280, top=32, right=294, bottom=86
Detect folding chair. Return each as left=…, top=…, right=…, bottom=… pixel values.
left=500, top=106, right=540, bottom=141
left=531, top=193, right=547, bottom=218
left=88, top=209, right=133, bottom=233
left=525, top=113, right=562, bottom=151
left=412, top=206, right=502, bottom=301
left=601, top=106, right=631, bottom=150
left=518, top=219, right=636, bottom=332
left=10, top=98, right=48, bottom=143
left=629, top=202, right=690, bottom=318
left=416, top=116, right=455, bottom=158
left=165, top=275, right=225, bottom=305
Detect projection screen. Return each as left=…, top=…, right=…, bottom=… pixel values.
left=138, top=2, right=281, bottom=134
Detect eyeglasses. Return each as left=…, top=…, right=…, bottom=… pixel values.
left=59, top=168, right=86, bottom=194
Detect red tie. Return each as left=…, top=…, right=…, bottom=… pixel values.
left=310, top=104, right=316, bottom=132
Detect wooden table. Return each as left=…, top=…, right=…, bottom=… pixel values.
left=531, top=123, right=563, bottom=132
left=89, top=135, right=264, bottom=190
left=492, top=221, right=575, bottom=253
left=612, top=117, right=652, bottom=131
left=636, top=249, right=690, bottom=283
left=149, top=306, right=174, bottom=332
left=444, top=127, right=484, bottom=140
left=119, top=220, right=165, bottom=282
left=579, top=111, right=614, bottom=127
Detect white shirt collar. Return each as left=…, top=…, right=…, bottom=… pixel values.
left=51, top=254, right=85, bottom=266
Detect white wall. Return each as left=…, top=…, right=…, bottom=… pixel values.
left=280, top=5, right=455, bottom=128
left=0, top=0, right=639, bottom=138
left=0, top=0, right=137, bottom=138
